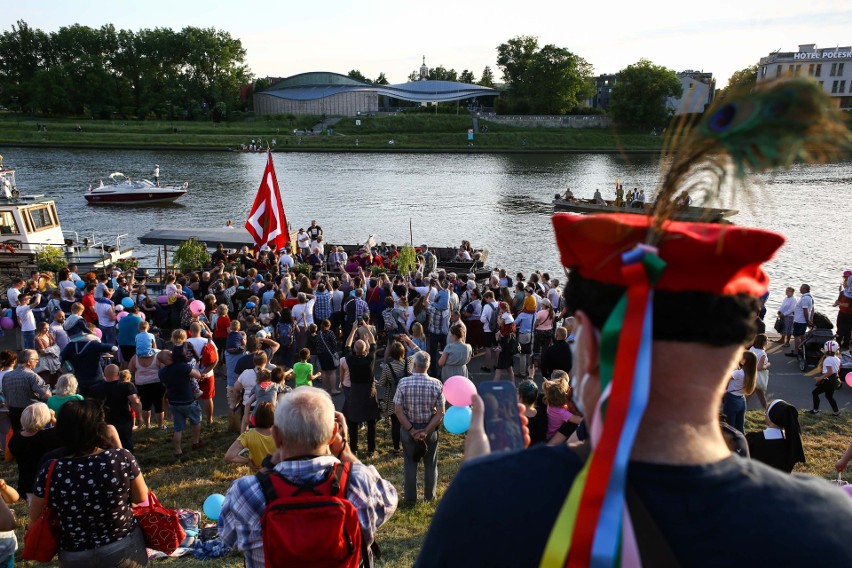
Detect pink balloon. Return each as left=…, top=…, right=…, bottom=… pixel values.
left=443, top=376, right=477, bottom=407
left=845, top=373, right=852, bottom=388
left=0, top=317, right=13, bottom=331
left=115, top=311, right=128, bottom=321
left=158, top=295, right=169, bottom=304
left=139, top=312, right=146, bottom=321
left=93, top=327, right=103, bottom=339
left=189, top=300, right=205, bottom=316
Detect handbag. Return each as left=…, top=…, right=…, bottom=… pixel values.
left=774, top=316, right=784, bottom=334
left=133, top=492, right=187, bottom=555
left=320, top=332, right=340, bottom=366
left=22, top=460, right=60, bottom=562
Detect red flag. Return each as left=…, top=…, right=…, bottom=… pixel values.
left=245, top=152, right=288, bottom=253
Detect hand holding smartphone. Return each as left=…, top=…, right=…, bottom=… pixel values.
left=478, top=380, right=526, bottom=452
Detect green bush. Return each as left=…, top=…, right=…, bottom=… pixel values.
left=36, top=245, right=68, bottom=273
left=172, top=238, right=210, bottom=272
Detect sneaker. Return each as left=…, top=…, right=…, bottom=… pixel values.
left=810, top=409, right=820, bottom=414
left=833, top=411, right=841, bottom=416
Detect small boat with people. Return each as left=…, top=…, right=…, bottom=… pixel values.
left=552, top=189, right=738, bottom=223
left=327, top=239, right=493, bottom=281
left=85, top=172, right=188, bottom=205
left=0, top=158, right=134, bottom=272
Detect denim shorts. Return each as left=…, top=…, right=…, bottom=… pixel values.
left=170, top=401, right=201, bottom=432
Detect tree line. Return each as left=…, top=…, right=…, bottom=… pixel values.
left=0, top=21, right=761, bottom=128
left=0, top=20, right=250, bottom=119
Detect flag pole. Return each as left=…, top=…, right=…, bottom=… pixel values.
left=409, top=217, right=413, bottom=246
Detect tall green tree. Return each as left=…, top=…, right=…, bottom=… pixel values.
left=609, top=59, right=682, bottom=128
left=347, top=69, right=370, bottom=83
left=0, top=21, right=250, bottom=118
left=459, top=69, right=475, bottom=84
left=429, top=66, right=457, bottom=81
left=478, top=66, right=495, bottom=87
left=718, top=64, right=758, bottom=99
left=374, top=72, right=389, bottom=85
left=495, top=35, right=593, bottom=114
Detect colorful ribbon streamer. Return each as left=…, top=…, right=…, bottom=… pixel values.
left=540, top=246, right=665, bottom=568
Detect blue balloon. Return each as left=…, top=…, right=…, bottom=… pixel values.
left=245, top=301, right=256, bottom=309
left=443, top=405, right=472, bottom=435
left=121, top=297, right=134, bottom=309
left=75, top=280, right=85, bottom=289
left=203, top=493, right=225, bottom=521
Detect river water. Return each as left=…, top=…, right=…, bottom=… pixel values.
left=5, top=148, right=851, bottom=319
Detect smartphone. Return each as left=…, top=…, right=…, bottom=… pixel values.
left=478, top=380, right=525, bottom=452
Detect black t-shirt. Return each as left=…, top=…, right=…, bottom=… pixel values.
left=416, top=445, right=852, bottom=567
left=8, top=428, right=62, bottom=494
left=344, top=345, right=376, bottom=384
left=158, top=362, right=195, bottom=404
left=89, top=381, right=138, bottom=424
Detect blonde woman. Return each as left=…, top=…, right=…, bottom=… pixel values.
left=8, top=403, right=61, bottom=500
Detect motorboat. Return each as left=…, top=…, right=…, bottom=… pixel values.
left=0, top=160, right=134, bottom=271
left=85, top=172, right=188, bottom=205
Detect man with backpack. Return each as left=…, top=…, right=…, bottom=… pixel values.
left=479, top=291, right=500, bottom=373
left=219, top=387, right=398, bottom=568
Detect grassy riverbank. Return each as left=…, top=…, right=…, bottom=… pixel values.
left=0, top=112, right=665, bottom=153
left=1, top=408, right=849, bottom=566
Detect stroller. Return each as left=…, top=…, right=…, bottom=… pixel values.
left=796, top=312, right=835, bottom=371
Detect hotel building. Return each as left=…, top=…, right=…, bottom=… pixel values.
left=757, top=44, right=852, bottom=109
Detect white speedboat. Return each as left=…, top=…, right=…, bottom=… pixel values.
left=0, top=160, right=134, bottom=270
left=85, top=172, right=188, bottom=205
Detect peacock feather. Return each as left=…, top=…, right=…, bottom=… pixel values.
left=650, top=77, right=852, bottom=241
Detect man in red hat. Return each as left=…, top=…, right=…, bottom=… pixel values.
left=416, top=213, right=852, bottom=566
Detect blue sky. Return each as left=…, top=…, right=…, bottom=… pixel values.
left=6, top=0, right=851, bottom=85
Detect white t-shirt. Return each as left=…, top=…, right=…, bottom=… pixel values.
left=726, top=369, right=746, bottom=396
left=237, top=369, right=258, bottom=406
left=186, top=337, right=213, bottom=377
left=292, top=299, right=316, bottom=327
left=6, top=287, right=19, bottom=308
left=793, top=293, right=813, bottom=324
left=823, top=355, right=840, bottom=376
left=95, top=301, right=116, bottom=328
left=69, top=272, right=82, bottom=282
left=279, top=254, right=294, bottom=269
left=16, top=304, right=36, bottom=332
left=297, top=232, right=310, bottom=250
left=548, top=288, right=562, bottom=311
left=480, top=302, right=498, bottom=333
left=778, top=296, right=797, bottom=317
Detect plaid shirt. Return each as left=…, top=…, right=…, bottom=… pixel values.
left=427, top=305, right=450, bottom=336
left=393, top=373, right=445, bottom=424
left=1, top=366, right=49, bottom=408
left=219, top=455, right=398, bottom=568
left=346, top=298, right=369, bottom=321
left=314, top=291, right=332, bottom=323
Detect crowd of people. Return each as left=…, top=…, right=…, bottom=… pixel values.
left=0, top=219, right=849, bottom=565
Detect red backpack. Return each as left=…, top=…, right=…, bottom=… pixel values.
left=256, top=462, right=366, bottom=568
